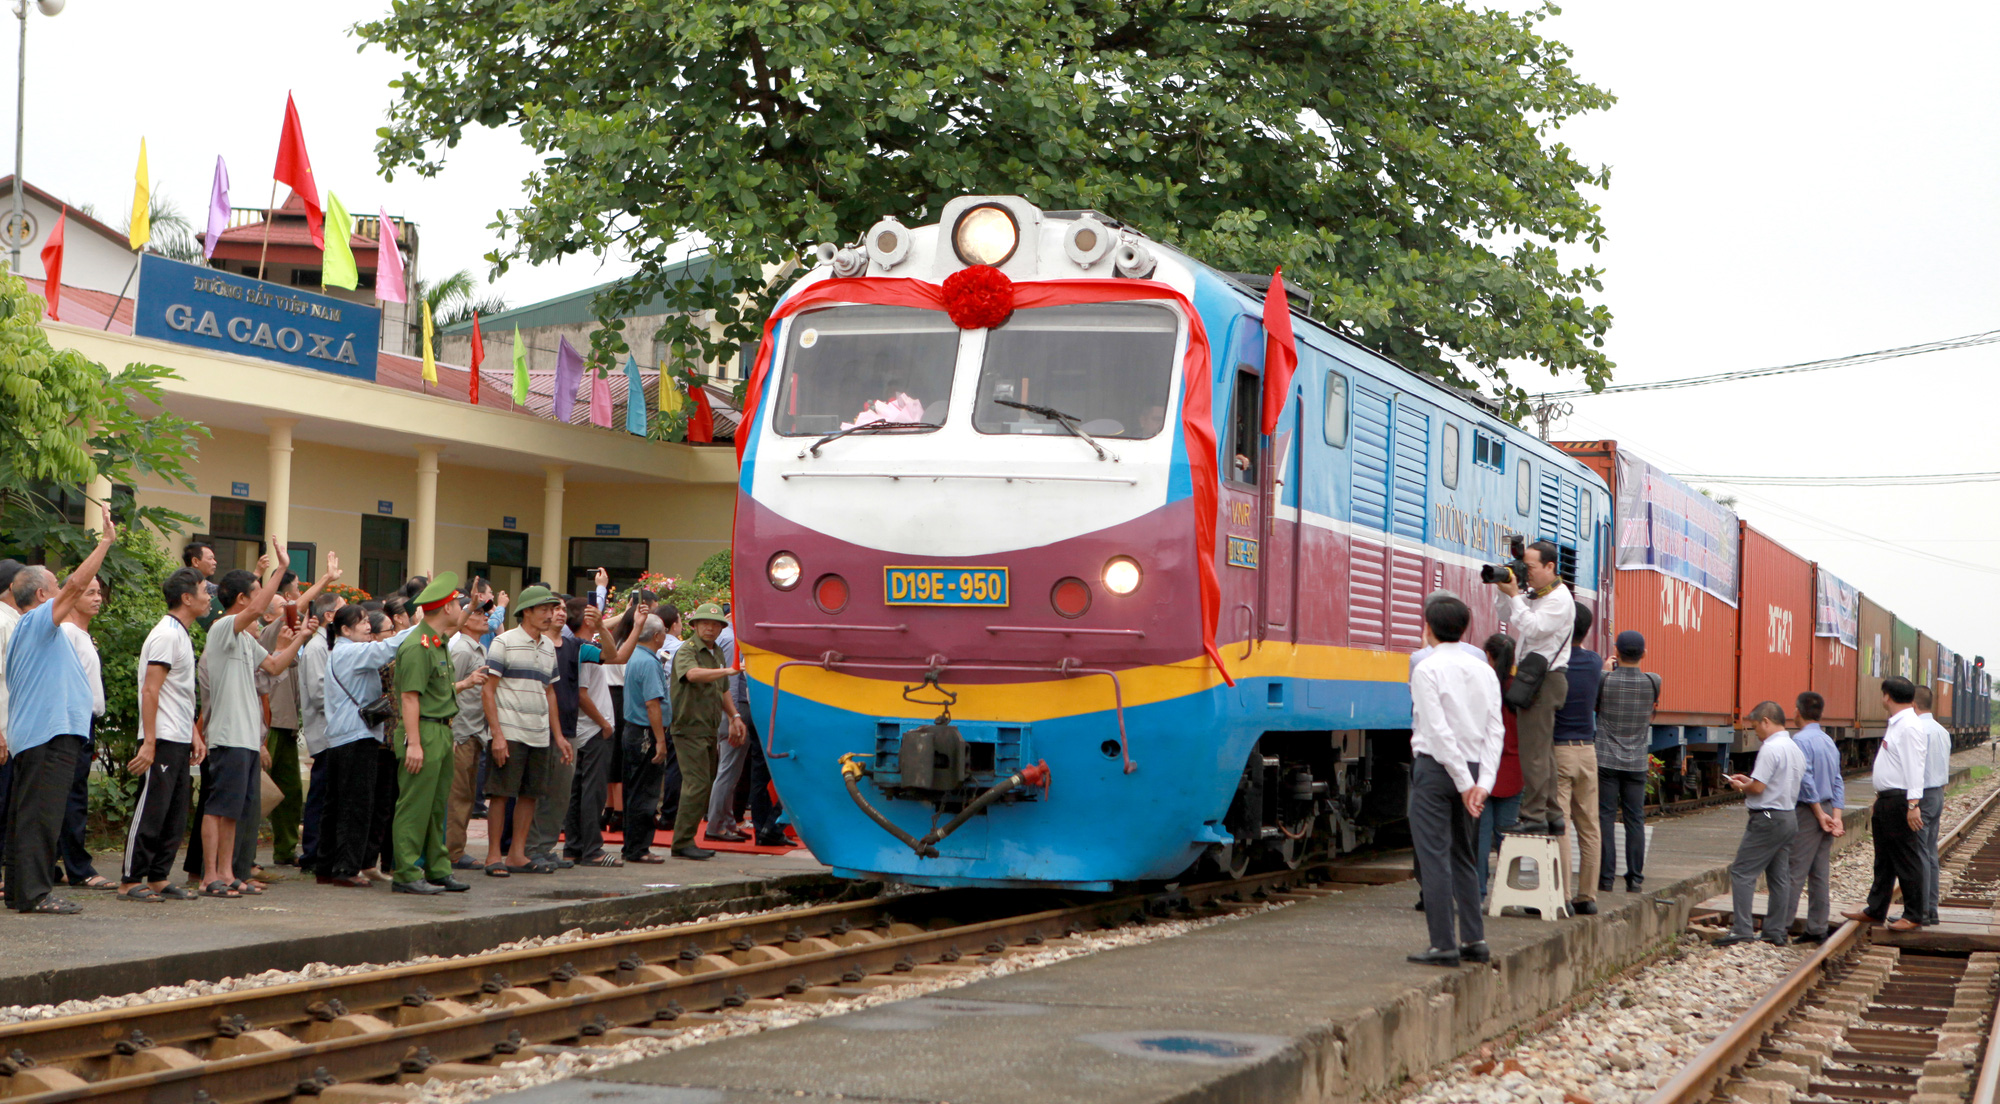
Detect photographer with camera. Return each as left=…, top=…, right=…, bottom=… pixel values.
left=1488, top=537, right=1572, bottom=837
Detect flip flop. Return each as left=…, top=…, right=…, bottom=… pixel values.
left=484, top=863, right=512, bottom=877
left=155, top=885, right=196, bottom=901
left=451, top=857, right=484, bottom=871
left=77, top=876, right=116, bottom=891
left=233, top=880, right=266, bottom=896
left=203, top=881, right=242, bottom=899
left=582, top=855, right=625, bottom=867
left=119, top=886, right=164, bottom=903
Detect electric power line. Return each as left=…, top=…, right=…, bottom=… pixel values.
left=1673, top=471, right=2000, bottom=487
left=1541, top=327, right=2000, bottom=400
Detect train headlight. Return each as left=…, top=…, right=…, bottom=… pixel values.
left=952, top=204, right=1019, bottom=267
left=866, top=216, right=912, bottom=270
left=767, top=551, right=802, bottom=591
left=1102, top=556, right=1142, bottom=595
left=1063, top=215, right=1115, bottom=270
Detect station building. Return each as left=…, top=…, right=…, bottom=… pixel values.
left=21, top=180, right=740, bottom=600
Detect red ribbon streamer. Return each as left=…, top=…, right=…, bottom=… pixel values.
left=738, top=276, right=1233, bottom=686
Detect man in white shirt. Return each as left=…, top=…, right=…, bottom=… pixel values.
left=0, top=560, right=24, bottom=875
left=1910, top=685, right=1953, bottom=926
left=1715, top=702, right=1805, bottom=946
left=1406, top=594, right=1504, bottom=967
left=121, top=569, right=209, bottom=901
left=1491, top=540, right=1572, bottom=836
left=1846, top=677, right=1929, bottom=931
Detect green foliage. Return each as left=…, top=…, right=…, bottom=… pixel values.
left=361, top=0, right=1615, bottom=414
left=418, top=268, right=508, bottom=329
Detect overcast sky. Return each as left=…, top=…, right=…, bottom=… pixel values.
left=10, top=1, right=1997, bottom=661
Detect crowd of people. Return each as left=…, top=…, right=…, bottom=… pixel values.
left=0, top=510, right=782, bottom=915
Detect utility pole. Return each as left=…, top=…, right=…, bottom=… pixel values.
left=1531, top=397, right=1573, bottom=442
left=6, top=0, right=64, bottom=274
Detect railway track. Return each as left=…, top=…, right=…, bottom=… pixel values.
left=0, top=866, right=1337, bottom=1104
left=1647, top=782, right=2000, bottom=1104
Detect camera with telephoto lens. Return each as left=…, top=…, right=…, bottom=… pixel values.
left=1481, top=536, right=1529, bottom=586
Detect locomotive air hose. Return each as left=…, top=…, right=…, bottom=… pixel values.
left=839, top=753, right=939, bottom=859
left=918, top=760, right=1052, bottom=851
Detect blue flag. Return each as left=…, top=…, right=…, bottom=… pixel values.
left=624, top=355, right=648, bottom=435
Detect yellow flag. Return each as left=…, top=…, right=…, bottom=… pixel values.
left=420, top=297, right=437, bottom=383
left=127, top=138, right=151, bottom=251
left=660, top=369, right=683, bottom=415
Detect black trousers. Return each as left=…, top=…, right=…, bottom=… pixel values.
left=298, top=755, right=331, bottom=868
left=742, top=717, right=783, bottom=842
left=1865, top=790, right=1928, bottom=922
left=605, top=687, right=625, bottom=828
left=370, top=744, right=398, bottom=872
left=123, top=741, right=194, bottom=884
left=620, top=721, right=678, bottom=859
left=319, top=741, right=386, bottom=878
left=58, top=722, right=97, bottom=884
left=1409, top=754, right=1484, bottom=950
left=562, top=735, right=612, bottom=861
left=4, top=735, right=83, bottom=911
left=1597, top=767, right=1647, bottom=883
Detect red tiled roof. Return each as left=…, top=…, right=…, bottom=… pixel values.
left=0, top=176, right=130, bottom=251
left=21, top=274, right=135, bottom=332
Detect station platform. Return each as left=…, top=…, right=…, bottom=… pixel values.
left=0, top=839, right=834, bottom=1010
left=527, top=749, right=1993, bottom=1104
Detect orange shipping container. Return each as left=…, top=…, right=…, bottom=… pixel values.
left=1558, top=441, right=1738, bottom=728
left=1809, top=565, right=1859, bottom=728
left=1735, top=523, right=1814, bottom=724
left=1936, top=643, right=1956, bottom=722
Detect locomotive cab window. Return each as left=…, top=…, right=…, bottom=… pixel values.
left=1473, top=429, right=1505, bottom=471
left=974, top=303, right=1179, bottom=440
left=1323, top=370, right=1349, bottom=448
left=773, top=304, right=959, bottom=436
left=1225, top=367, right=1260, bottom=484
left=1515, top=459, right=1533, bottom=515
left=1440, top=423, right=1460, bottom=488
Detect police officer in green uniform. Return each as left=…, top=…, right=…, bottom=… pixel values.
left=390, top=572, right=481, bottom=894
left=669, top=603, right=745, bottom=860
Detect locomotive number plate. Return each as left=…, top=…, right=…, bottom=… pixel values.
left=884, top=566, right=1010, bottom=607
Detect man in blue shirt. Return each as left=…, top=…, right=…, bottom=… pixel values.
left=3, top=508, right=115, bottom=915
left=1552, top=603, right=1602, bottom=915
left=619, top=613, right=673, bottom=863
left=1785, top=692, right=1845, bottom=944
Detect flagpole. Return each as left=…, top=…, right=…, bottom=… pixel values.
left=256, top=180, right=277, bottom=281
left=102, top=253, right=139, bottom=331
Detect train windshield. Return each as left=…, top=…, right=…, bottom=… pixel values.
left=772, top=305, right=959, bottom=436
left=973, top=303, right=1179, bottom=440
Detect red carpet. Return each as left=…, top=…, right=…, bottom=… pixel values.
left=601, top=821, right=806, bottom=856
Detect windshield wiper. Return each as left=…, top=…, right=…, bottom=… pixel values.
left=994, top=399, right=1114, bottom=462
left=804, top=420, right=943, bottom=457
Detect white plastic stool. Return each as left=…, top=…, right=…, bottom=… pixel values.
left=1487, top=832, right=1571, bottom=920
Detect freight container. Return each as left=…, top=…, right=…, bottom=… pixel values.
left=1856, top=595, right=1894, bottom=731
left=1917, top=632, right=1937, bottom=696
left=1736, top=523, right=1813, bottom=724
left=1893, top=618, right=1919, bottom=686
left=1554, top=441, right=1739, bottom=730
left=1936, top=644, right=1956, bottom=723
left=1810, top=565, right=1859, bottom=729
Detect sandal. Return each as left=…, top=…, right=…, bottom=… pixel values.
left=484, top=863, right=511, bottom=878
left=506, top=860, right=555, bottom=875
left=77, top=875, right=116, bottom=890
left=582, top=855, right=625, bottom=867
left=202, top=881, right=242, bottom=899
left=233, top=880, right=266, bottom=896
left=629, top=853, right=668, bottom=864
left=156, top=885, right=195, bottom=901
left=26, top=895, right=81, bottom=914
left=119, top=886, right=164, bottom=904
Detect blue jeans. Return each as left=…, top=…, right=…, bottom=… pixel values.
left=1475, top=793, right=1523, bottom=899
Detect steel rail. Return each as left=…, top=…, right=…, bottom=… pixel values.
left=2, top=867, right=1327, bottom=1104
left=1641, top=919, right=1864, bottom=1104
left=1972, top=977, right=2000, bottom=1104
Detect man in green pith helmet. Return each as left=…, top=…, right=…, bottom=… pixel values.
left=668, top=603, right=744, bottom=860
left=390, top=572, right=482, bottom=894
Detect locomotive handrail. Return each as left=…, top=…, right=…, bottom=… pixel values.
left=984, top=625, right=1146, bottom=637
left=761, top=653, right=1138, bottom=775
left=777, top=471, right=1140, bottom=485
left=755, top=622, right=908, bottom=632
left=1236, top=603, right=1256, bottom=660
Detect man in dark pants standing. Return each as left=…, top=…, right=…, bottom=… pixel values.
left=1715, top=702, right=1803, bottom=946
left=1404, top=594, right=1504, bottom=967
left=1846, top=677, right=1929, bottom=932
left=620, top=613, right=674, bottom=863
left=3, top=506, right=116, bottom=914
left=670, top=604, right=745, bottom=862
left=1595, top=631, right=1658, bottom=893
left=1786, top=691, right=1845, bottom=943
left=734, top=670, right=786, bottom=846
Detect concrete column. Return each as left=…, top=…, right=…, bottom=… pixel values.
left=266, top=418, right=297, bottom=555
left=541, top=465, right=567, bottom=587
left=413, top=445, right=440, bottom=578
left=84, top=472, right=113, bottom=537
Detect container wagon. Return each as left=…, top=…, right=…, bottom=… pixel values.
left=1810, top=565, right=1860, bottom=736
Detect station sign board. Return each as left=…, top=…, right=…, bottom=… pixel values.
left=134, top=254, right=380, bottom=382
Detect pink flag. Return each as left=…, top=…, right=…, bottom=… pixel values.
left=376, top=208, right=406, bottom=303
left=590, top=369, right=612, bottom=427
left=204, top=156, right=229, bottom=260
left=554, top=335, right=583, bottom=422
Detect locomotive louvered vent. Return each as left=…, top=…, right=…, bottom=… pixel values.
left=1538, top=473, right=1581, bottom=588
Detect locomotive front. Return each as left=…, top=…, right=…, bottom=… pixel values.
left=733, top=196, right=1232, bottom=889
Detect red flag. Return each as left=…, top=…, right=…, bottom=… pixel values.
left=689, top=383, right=715, bottom=443
left=469, top=312, right=484, bottom=405
left=273, top=92, right=324, bottom=249
left=39, top=207, right=66, bottom=322
left=1259, top=267, right=1299, bottom=435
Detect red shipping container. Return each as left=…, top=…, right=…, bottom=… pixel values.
left=1557, top=441, right=1737, bottom=728
left=1809, top=565, right=1858, bottom=728
left=1735, top=523, right=1814, bottom=724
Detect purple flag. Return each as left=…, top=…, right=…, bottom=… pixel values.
left=203, top=156, right=230, bottom=260
left=554, top=335, right=583, bottom=423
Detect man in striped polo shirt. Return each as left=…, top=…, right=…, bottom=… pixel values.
left=479, top=586, right=572, bottom=876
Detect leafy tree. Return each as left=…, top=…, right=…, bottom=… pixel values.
left=418, top=268, right=507, bottom=329
left=361, top=0, right=1615, bottom=413
left=122, top=194, right=205, bottom=265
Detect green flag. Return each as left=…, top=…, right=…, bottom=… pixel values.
left=512, top=327, right=529, bottom=404
left=321, top=191, right=357, bottom=290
